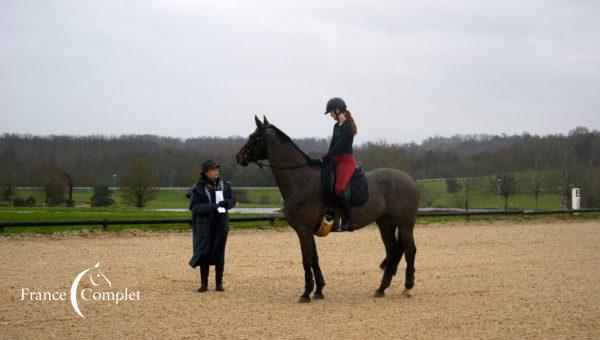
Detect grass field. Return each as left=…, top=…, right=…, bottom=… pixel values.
left=13, top=187, right=283, bottom=209
left=0, top=206, right=288, bottom=234
left=417, top=179, right=563, bottom=210
left=12, top=180, right=560, bottom=211
left=0, top=183, right=581, bottom=234
left=2, top=205, right=597, bottom=235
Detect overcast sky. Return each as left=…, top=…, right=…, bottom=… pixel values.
left=1, top=0, right=599, bottom=144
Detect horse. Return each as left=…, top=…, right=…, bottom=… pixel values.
left=236, top=116, right=420, bottom=302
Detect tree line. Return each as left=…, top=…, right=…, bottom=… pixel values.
left=1, top=127, right=599, bottom=207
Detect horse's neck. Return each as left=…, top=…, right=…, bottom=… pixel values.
left=266, top=137, right=319, bottom=200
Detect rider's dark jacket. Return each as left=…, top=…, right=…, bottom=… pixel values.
left=187, top=174, right=236, bottom=268
left=322, top=119, right=354, bottom=163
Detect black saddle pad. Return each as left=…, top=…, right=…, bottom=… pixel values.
left=321, top=162, right=369, bottom=207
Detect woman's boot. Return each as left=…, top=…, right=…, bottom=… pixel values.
left=198, top=264, right=209, bottom=292
left=215, top=264, right=225, bottom=291
left=336, top=193, right=353, bottom=232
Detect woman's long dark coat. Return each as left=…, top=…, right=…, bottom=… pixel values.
left=187, top=176, right=236, bottom=268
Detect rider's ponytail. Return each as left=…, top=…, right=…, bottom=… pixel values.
left=344, top=111, right=358, bottom=135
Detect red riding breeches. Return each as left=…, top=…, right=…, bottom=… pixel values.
left=330, top=154, right=356, bottom=196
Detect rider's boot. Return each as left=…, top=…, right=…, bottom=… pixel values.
left=336, top=192, right=354, bottom=232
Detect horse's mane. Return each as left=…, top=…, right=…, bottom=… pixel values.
left=268, top=125, right=311, bottom=161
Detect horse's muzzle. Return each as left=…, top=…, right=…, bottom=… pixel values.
left=236, top=149, right=249, bottom=166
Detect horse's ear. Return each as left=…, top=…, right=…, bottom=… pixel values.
left=263, top=115, right=270, bottom=125
left=254, top=115, right=263, bottom=128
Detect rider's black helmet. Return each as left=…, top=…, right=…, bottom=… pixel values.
left=324, top=97, right=347, bottom=114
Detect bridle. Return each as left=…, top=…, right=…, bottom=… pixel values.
left=242, top=126, right=313, bottom=170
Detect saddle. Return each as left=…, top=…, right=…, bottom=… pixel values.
left=321, top=161, right=369, bottom=208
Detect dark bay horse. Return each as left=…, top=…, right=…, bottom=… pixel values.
left=236, top=116, right=420, bottom=302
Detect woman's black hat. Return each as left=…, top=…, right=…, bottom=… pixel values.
left=201, top=160, right=220, bottom=173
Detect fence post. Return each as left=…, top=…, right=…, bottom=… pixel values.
left=102, top=220, right=108, bottom=231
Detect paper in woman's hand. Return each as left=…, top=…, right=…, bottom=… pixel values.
left=215, top=190, right=226, bottom=213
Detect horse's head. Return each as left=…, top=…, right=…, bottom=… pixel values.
left=88, top=262, right=112, bottom=287
left=236, top=115, right=272, bottom=167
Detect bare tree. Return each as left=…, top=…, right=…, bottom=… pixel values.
left=451, top=190, right=466, bottom=209
left=120, top=153, right=158, bottom=207
left=418, top=181, right=442, bottom=208
left=0, top=148, right=17, bottom=206
left=489, top=173, right=518, bottom=210
left=462, top=177, right=476, bottom=211
left=545, top=166, right=579, bottom=209
left=525, top=171, right=544, bottom=209
left=579, top=167, right=600, bottom=208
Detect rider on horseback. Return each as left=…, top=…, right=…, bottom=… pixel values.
left=320, top=97, right=358, bottom=232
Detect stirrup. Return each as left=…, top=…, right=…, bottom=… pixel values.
left=315, top=215, right=333, bottom=237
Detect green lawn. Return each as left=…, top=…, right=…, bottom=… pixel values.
left=13, top=180, right=560, bottom=211
left=417, top=179, right=562, bottom=210
left=2, top=205, right=597, bottom=234
left=1, top=181, right=581, bottom=235
left=13, top=187, right=283, bottom=209
left=2, top=187, right=285, bottom=234
left=0, top=206, right=287, bottom=234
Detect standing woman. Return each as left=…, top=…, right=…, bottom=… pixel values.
left=187, top=160, right=237, bottom=292
left=320, top=97, right=358, bottom=232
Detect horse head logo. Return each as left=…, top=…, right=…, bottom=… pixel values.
left=70, top=262, right=110, bottom=318
left=89, top=262, right=111, bottom=288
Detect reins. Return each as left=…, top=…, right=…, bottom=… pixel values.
left=254, top=160, right=311, bottom=170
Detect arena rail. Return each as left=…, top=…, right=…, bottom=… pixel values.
left=1, top=209, right=599, bottom=233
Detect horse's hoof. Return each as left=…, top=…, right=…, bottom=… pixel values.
left=374, top=290, right=385, bottom=298
left=401, top=288, right=413, bottom=298
left=298, top=295, right=311, bottom=303
left=313, top=293, right=324, bottom=300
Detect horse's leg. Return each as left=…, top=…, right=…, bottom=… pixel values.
left=375, top=215, right=402, bottom=297
left=311, top=238, right=326, bottom=300
left=395, top=227, right=405, bottom=273
left=296, top=229, right=315, bottom=303
left=379, top=258, right=387, bottom=270
left=397, top=224, right=417, bottom=297
left=379, top=228, right=403, bottom=270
